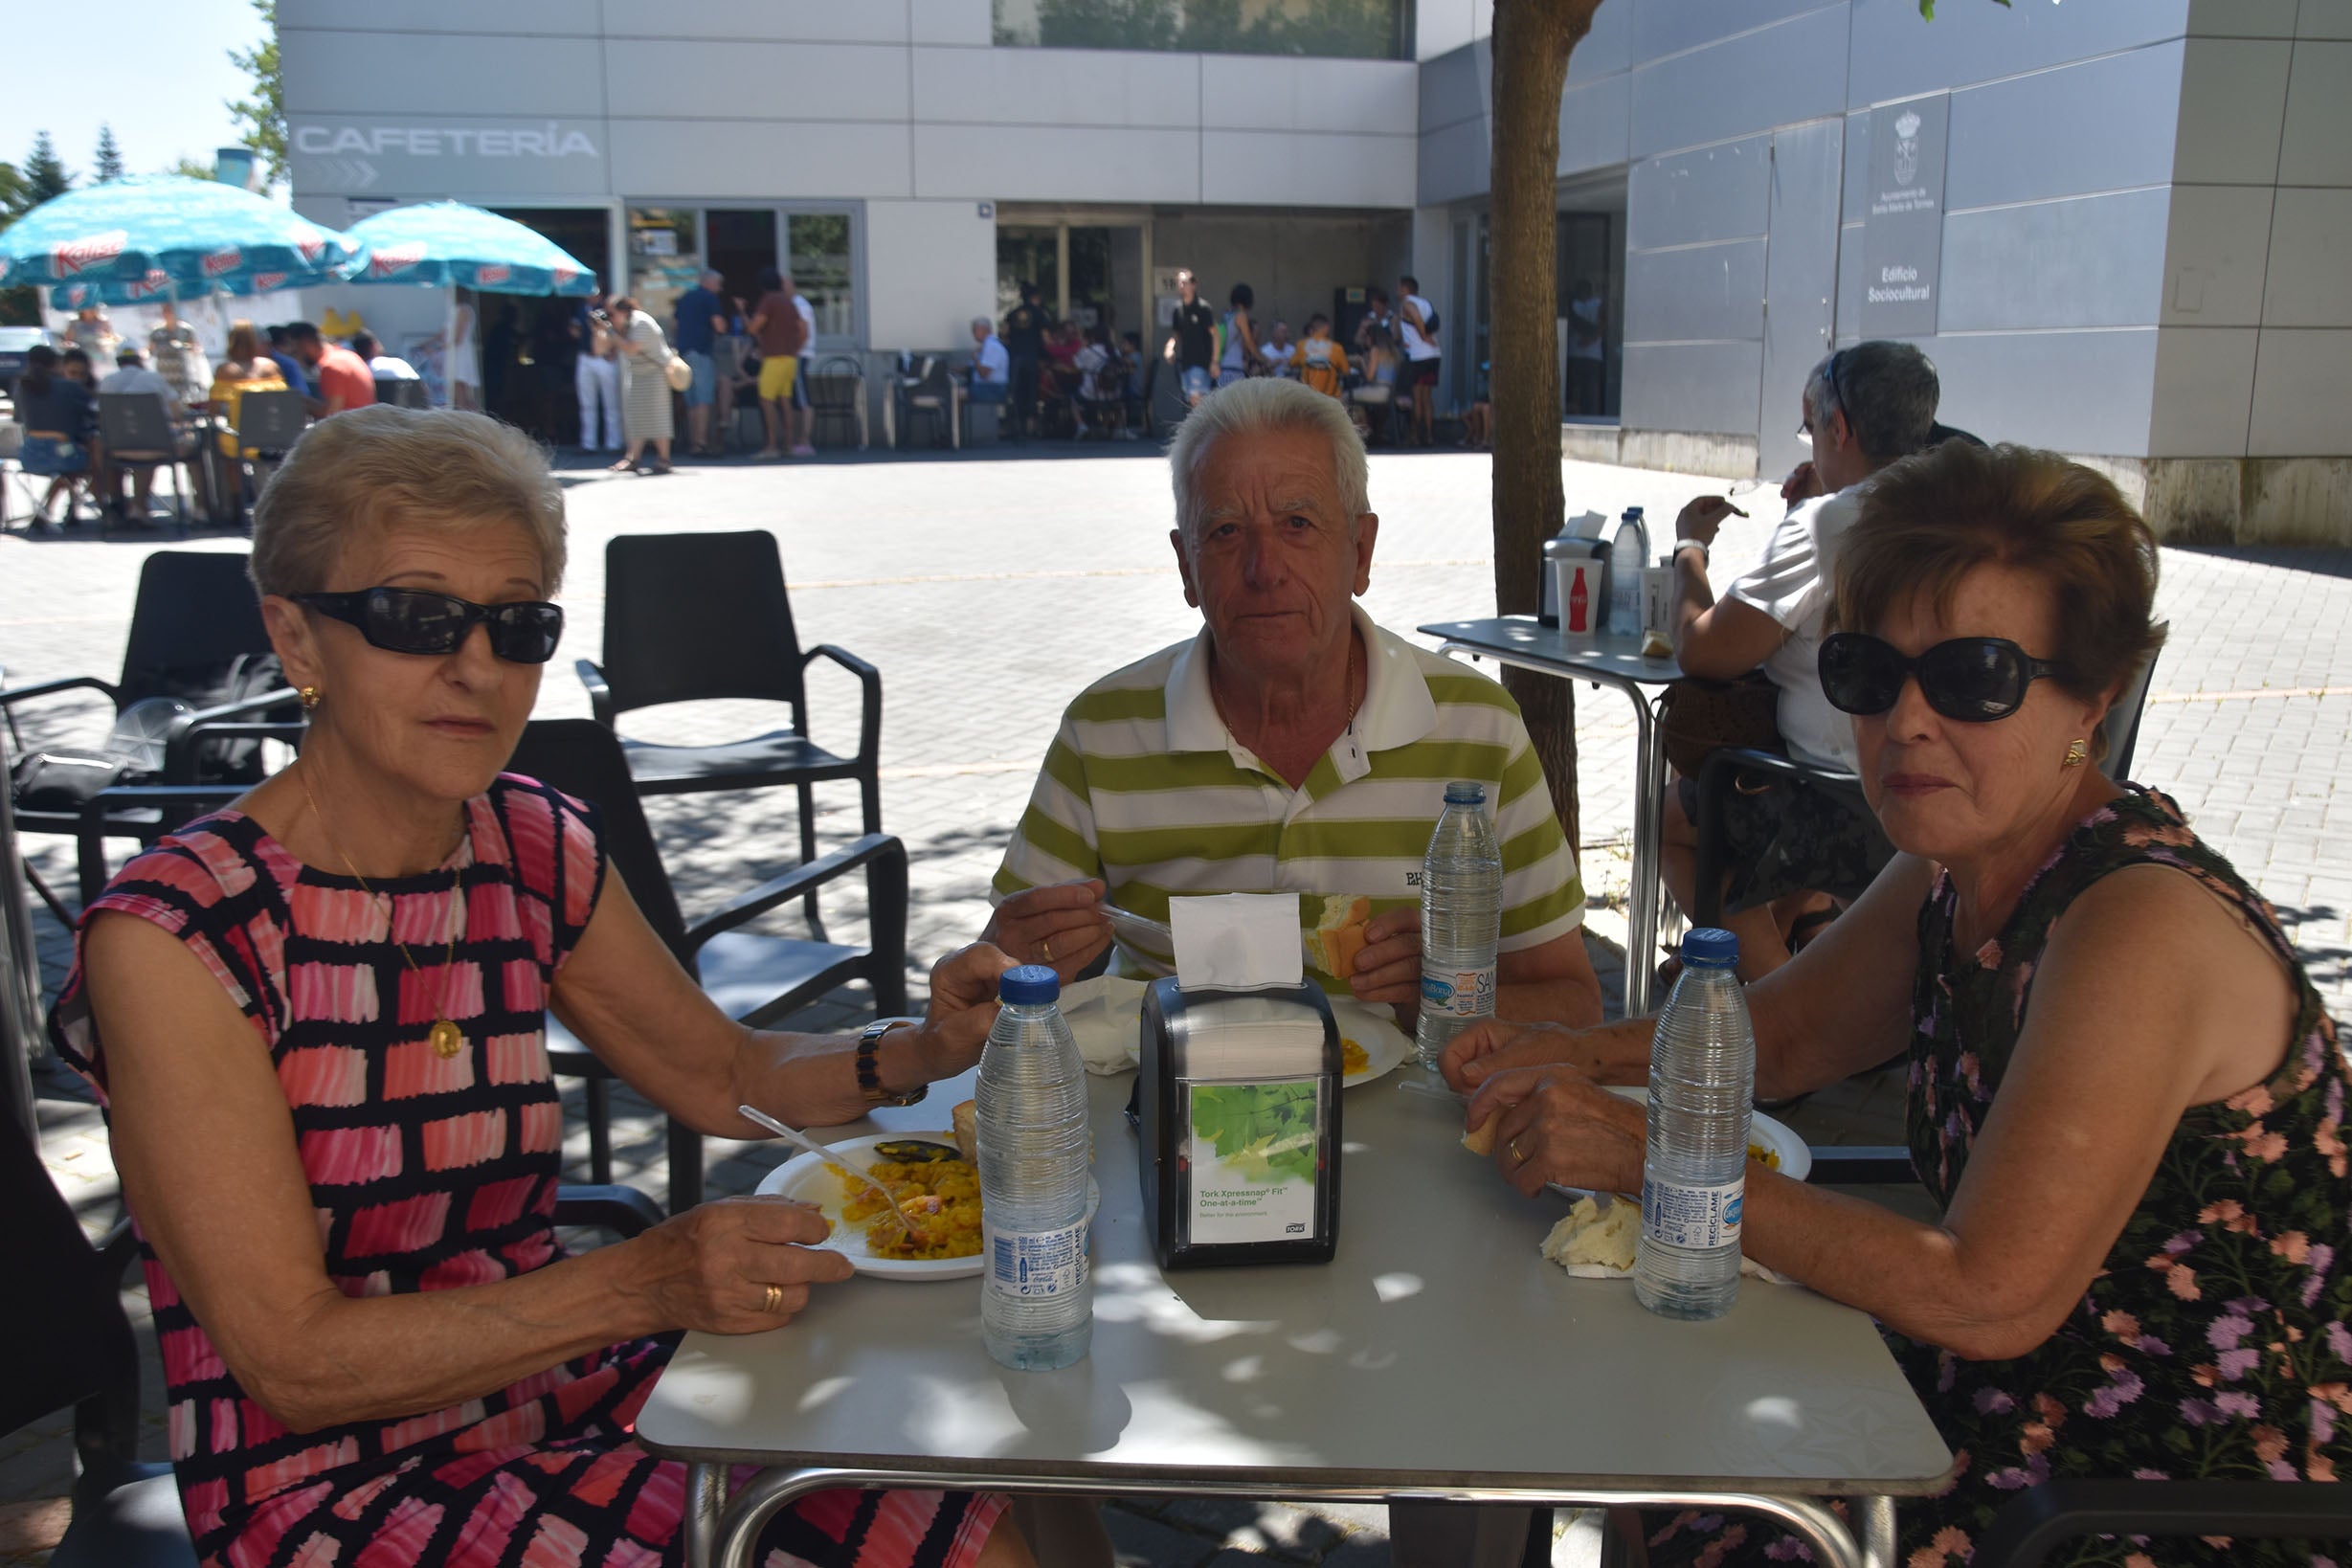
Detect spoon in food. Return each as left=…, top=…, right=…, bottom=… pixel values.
left=737, top=1104, right=928, bottom=1248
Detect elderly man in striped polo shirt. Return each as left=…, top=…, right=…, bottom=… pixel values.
left=986, top=377, right=1603, bottom=1031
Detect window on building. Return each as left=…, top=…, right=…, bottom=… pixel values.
left=993, top=0, right=1408, bottom=60
left=626, top=207, right=700, bottom=327
left=788, top=213, right=855, bottom=340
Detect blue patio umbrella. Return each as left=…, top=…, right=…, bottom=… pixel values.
left=48, top=263, right=344, bottom=311
left=0, top=175, right=362, bottom=292
left=343, top=201, right=596, bottom=297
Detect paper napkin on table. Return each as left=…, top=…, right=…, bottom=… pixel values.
left=1169, top=892, right=1304, bottom=993
left=1058, top=975, right=1147, bottom=1075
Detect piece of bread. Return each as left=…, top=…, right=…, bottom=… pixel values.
left=1540, top=1195, right=1641, bottom=1272
left=1461, top=1118, right=1497, bottom=1157
left=952, top=1100, right=977, bottom=1165
left=1312, top=893, right=1372, bottom=978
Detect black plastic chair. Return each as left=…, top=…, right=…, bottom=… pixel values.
left=372, top=378, right=429, bottom=410
left=231, top=389, right=307, bottom=458
left=576, top=531, right=882, bottom=940
left=1691, top=643, right=2164, bottom=929
left=4, top=552, right=295, bottom=920
left=95, top=393, right=194, bottom=534
left=806, top=353, right=866, bottom=450
left=506, top=719, right=908, bottom=1212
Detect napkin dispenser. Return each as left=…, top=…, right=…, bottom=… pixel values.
left=1136, top=976, right=1343, bottom=1269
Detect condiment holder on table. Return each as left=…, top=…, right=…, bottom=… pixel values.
left=1134, top=893, right=1343, bottom=1269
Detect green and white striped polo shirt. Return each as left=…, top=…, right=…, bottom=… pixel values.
left=992, top=605, right=1585, bottom=993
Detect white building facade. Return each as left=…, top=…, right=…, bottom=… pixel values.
left=282, top=0, right=2351, bottom=541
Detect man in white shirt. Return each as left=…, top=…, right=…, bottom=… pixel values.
left=968, top=317, right=1011, bottom=404
left=95, top=346, right=191, bottom=520
left=1396, top=273, right=1442, bottom=445
left=350, top=331, right=420, bottom=380
left=1659, top=339, right=1946, bottom=977
left=789, top=288, right=818, bottom=456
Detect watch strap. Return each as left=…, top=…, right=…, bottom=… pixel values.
left=857, top=1018, right=928, bottom=1107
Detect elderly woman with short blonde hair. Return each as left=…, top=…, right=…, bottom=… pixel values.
left=52, top=405, right=1032, bottom=1568
left=1452, top=441, right=2350, bottom=1566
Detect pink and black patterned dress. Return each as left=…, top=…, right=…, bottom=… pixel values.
left=50, top=775, right=1005, bottom=1568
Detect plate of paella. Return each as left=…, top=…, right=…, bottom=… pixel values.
left=754, top=1133, right=1098, bottom=1281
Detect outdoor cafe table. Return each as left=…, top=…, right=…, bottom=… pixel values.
left=637, top=1065, right=1954, bottom=1568
left=1417, top=616, right=1684, bottom=1018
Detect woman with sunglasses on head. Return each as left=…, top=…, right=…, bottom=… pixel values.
left=48, top=406, right=1035, bottom=1568
left=1447, top=440, right=2349, bottom=1566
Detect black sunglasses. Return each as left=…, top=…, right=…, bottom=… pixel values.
left=1819, top=632, right=2062, bottom=723
left=294, top=588, right=565, bottom=664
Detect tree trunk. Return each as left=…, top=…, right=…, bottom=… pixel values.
left=1490, top=0, right=1601, bottom=853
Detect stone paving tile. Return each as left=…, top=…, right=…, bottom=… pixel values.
left=9, top=451, right=2352, bottom=1549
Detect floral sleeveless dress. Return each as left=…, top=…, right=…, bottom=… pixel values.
left=49, top=776, right=1004, bottom=1568
left=1648, top=788, right=2351, bottom=1567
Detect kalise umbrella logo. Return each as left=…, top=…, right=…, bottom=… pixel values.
left=370, top=242, right=430, bottom=278
left=52, top=230, right=129, bottom=276
left=204, top=247, right=245, bottom=278
left=476, top=264, right=512, bottom=286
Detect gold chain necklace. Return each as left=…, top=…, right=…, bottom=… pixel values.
left=297, top=765, right=468, bottom=1060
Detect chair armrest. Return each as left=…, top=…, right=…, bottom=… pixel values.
left=681, top=833, right=907, bottom=955
left=1691, top=747, right=1868, bottom=927
left=802, top=643, right=882, bottom=767
left=1700, top=746, right=1862, bottom=792
left=1803, top=1146, right=1917, bottom=1185
left=78, top=783, right=247, bottom=902
left=1975, top=1479, right=2352, bottom=1568
left=575, top=660, right=615, bottom=727
left=553, top=1183, right=665, bottom=1238
left=160, top=686, right=302, bottom=782
left=0, top=675, right=121, bottom=712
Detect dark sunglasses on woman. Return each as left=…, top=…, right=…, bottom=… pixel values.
left=293, top=588, right=566, bottom=665
left=1818, top=632, right=2061, bottom=723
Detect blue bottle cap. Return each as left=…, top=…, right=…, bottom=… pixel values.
left=1444, top=780, right=1487, bottom=805
left=999, top=964, right=1062, bottom=1004
left=1681, top=927, right=1739, bottom=967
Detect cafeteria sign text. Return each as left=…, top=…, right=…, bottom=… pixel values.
left=293, top=124, right=600, bottom=160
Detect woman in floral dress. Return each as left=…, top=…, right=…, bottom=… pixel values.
left=52, top=406, right=1031, bottom=1567
left=1446, top=439, right=2349, bottom=1566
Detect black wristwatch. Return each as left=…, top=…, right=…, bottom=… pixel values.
left=856, top=1018, right=929, bottom=1107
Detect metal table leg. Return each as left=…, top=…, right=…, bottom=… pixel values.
left=685, top=1461, right=726, bottom=1568
left=696, top=1467, right=1873, bottom=1568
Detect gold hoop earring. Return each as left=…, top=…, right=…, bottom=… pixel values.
left=299, top=686, right=322, bottom=711
left=2063, top=738, right=2088, bottom=769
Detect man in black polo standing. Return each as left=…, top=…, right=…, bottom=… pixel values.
left=1001, top=280, right=1047, bottom=442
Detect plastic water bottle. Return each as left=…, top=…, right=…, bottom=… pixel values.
left=1634, top=928, right=1756, bottom=1320
left=976, top=964, right=1092, bottom=1370
left=1414, top=781, right=1503, bottom=1070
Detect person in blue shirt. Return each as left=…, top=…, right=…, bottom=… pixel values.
left=671, top=269, right=728, bottom=457
left=264, top=325, right=313, bottom=398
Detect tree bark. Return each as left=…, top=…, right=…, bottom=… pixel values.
left=1489, top=0, right=1601, bottom=853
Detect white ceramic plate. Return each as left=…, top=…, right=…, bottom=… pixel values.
left=754, top=1134, right=1099, bottom=1281
left=1329, top=998, right=1412, bottom=1087
left=755, top=1133, right=983, bottom=1280
left=1541, top=1086, right=1811, bottom=1198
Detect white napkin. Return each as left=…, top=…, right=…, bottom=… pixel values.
left=1169, top=892, right=1303, bottom=993
left=1539, top=1193, right=1794, bottom=1285
left=1058, top=975, right=1148, bottom=1076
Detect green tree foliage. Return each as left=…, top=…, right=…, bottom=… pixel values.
left=228, top=0, right=286, bottom=184
left=94, top=124, right=125, bottom=182
left=0, top=146, right=48, bottom=327
left=23, top=131, right=72, bottom=206
left=167, top=156, right=219, bottom=181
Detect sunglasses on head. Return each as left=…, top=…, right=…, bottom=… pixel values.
left=1800, top=347, right=1849, bottom=445
left=294, top=588, right=565, bottom=664
left=1818, top=632, right=2062, bottom=723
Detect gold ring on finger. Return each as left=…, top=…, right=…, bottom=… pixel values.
left=1042, top=935, right=1052, bottom=962
left=1509, top=1138, right=1525, bottom=1164
left=762, top=1283, right=784, bottom=1314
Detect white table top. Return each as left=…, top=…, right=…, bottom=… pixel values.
left=1419, top=616, right=1684, bottom=687
left=636, top=1066, right=1952, bottom=1498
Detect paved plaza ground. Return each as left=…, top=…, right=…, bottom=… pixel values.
left=4, top=446, right=2349, bottom=1562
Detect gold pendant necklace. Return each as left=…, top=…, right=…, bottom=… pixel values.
left=297, top=765, right=467, bottom=1059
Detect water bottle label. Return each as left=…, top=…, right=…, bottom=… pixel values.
left=983, top=1221, right=1087, bottom=1299
left=1420, top=965, right=1495, bottom=1019
left=1641, top=1176, right=1745, bottom=1251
